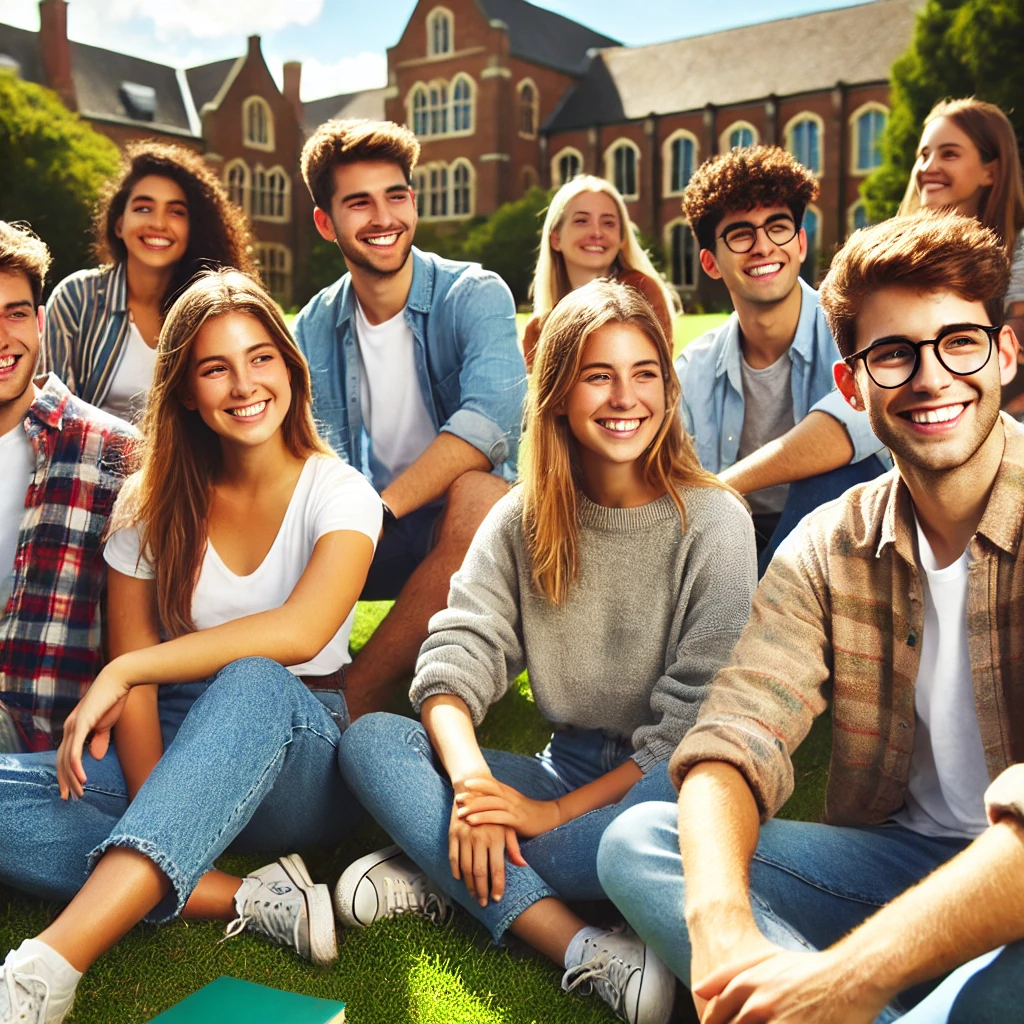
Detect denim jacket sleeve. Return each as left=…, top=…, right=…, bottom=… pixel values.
left=674, top=350, right=696, bottom=437
left=810, top=388, right=887, bottom=464
left=442, top=272, right=526, bottom=476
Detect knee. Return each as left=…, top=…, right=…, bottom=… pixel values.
left=205, top=657, right=300, bottom=707
left=598, top=801, right=678, bottom=903
left=338, top=712, right=419, bottom=774
left=438, top=471, right=508, bottom=545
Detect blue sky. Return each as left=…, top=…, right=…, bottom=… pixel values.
left=4, top=0, right=876, bottom=100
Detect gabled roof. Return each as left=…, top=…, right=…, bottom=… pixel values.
left=185, top=57, right=241, bottom=112
left=477, top=0, right=619, bottom=76
left=545, top=0, right=921, bottom=131
left=0, top=23, right=44, bottom=84
left=302, top=87, right=388, bottom=134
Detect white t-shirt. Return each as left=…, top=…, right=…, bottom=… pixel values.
left=355, top=299, right=437, bottom=486
left=0, top=422, right=35, bottom=590
left=103, top=455, right=382, bottom=676
left=102, top=319, right=158, bottom=423
left=893, top=516, right=990, bottom=839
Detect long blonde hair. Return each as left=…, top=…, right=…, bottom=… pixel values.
left=522, top=279, right=724, bottom=604
left=899, top=98, right=1024, bottom=261
left=530, top=175, right=679, bottom=320
left=112, top=269, right=333, bottom=638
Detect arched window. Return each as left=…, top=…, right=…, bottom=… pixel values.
left=451, top=160, right=473, bottom=217
left=849, top=200, right=870, bottom=234
left=518, top=79, right=538, bottom=137
left=605, top=140, right=639, bottom=200
left=427, top=7, right=453, bottom=56
left=261, top=167, right=289, bottom=221
left=851, top=104, right=888, bottom=173
left=552, top=147, right=583, bottom=187
left=429, top=82, right=448, bottom=135
left=428, top=164, right=448, bottom=218
left=412, top=170, right=427, bottom=216
left=801, top=206, right=820, bottom=284
left=451, top=75, right=473, bottom=133
left=255, top=243, right=292, bottom=304
left=242, top=96, right=274, bottom=151
left=664, top=131, right=698, bottom=194
left=720, top=120, right=758, bottom=152
left=251, top=165, right=266, bottom=216
left=411, top=86, right=429, bottom=136
left=786, top=114, right=822, bottom=174
left=667, top=219, right=698, bottom=290
left=224, top=159, right=249, bottom=213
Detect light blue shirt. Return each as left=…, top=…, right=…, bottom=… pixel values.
left=294, top=247, right=527, bottom=490
left=674, top=278, right=884, bottom=473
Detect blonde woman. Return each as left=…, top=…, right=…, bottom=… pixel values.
left=522, top=175, right=679, bottom=370
left=0, top=270, right=382, bottom=1021
left=335, top=280, right=756, bottom=1024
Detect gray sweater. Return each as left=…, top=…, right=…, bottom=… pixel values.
left=410, top=485, right=757, bottom=772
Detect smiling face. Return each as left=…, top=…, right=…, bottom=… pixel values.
left=551, top=191, right=623, bottom=279
left=185, top=311, right=292, bottom=450
left=116, top=174, right=190, bottom=270
left=914, top=117, right=995, bottom=219
left=703, top=204, right=806, bottom=307
left=0, top=270, right=41, bottom=418
left=313, top=159, right=416, bottom=279
left=564, top=321, right=666, bottom=477
left=843, top=286, right=1016, bottom=474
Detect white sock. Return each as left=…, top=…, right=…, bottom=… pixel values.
left=6, top=939, right=82, bottom=1020
left=563, top=925, right=606, bottom=970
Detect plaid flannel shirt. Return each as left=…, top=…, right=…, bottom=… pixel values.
left=0, top=375, right=135, bottom=752
left=669, top=414, right=1024, bottom=826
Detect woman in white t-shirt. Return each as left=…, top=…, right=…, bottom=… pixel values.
left=0, top=270, right=382, bottom=1017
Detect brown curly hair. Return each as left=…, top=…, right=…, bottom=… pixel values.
left=682, top=145, right=819, bottom=251
left=93, top=141, right=255, bottom=312
left=819, top=209, right=1008, bottom=358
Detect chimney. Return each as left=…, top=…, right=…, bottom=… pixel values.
left=38, top=0, right=76, bottom=110
left=283, top=61, right=302, bottom=123
left=247, top=35, right=261, bottom=59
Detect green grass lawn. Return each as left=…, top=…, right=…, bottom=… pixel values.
left=0, top=602, right=829, bottom=1024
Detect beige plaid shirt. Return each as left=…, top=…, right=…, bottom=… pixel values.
left=670, top=414, right=1024, bottom=826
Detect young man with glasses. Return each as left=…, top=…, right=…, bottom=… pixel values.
left=598, top=209, right=1024, bottom=1022
left=677, top=146, right=887, bottom=565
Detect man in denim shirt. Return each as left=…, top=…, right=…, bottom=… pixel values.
left=676, top=147, right=887, bottom=565
left=294, top=120, right=526, bottom=715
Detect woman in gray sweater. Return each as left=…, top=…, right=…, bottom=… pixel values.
left=336, top=280, right=757, bottom=1024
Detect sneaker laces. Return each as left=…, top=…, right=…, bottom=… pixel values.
left=382, top=876, right=450, bottom=926
left=562, top=950, right=636, bottom=1019
left=220, top=896, right=301, bottom=950
left=1, top=960, right=49, bottom=1024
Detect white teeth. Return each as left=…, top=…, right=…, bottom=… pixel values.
left=229, top=400, right=267, bottom=418
left=582, top=245, right=606, bottom=252
left=366, top=234, right=398, bottom=247
left=598, top=418, right=641, bottom=432
left=748, top=263, right=782, bottom=277
left=142, top=236, right=172, bottom=248
left=0, top=355, right=16, bottom=369
left=909, top=404, right=964, bottom=425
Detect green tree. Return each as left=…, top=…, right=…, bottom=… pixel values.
left=863, top=0, right=1024, bottom=222
left=0, top=72, right=121, bottom=293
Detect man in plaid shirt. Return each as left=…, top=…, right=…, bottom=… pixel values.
left=0, top=222, right=135, bottom=753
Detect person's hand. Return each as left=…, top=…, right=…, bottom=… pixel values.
left=455, top=776, right=562, bottom=838
left=688, top=925, right=780, bottom=1019
left=696, top=947, right=889, bottom=1024
left=448, top=795, right=527, bottom=907
left=56, top=664, right=133, bottom=800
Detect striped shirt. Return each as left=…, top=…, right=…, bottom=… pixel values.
left=0, top=376, right=135, bottom=752
left=669, top=414, right=1024, bottom=826
left=43, top=263, right=132, bottom=409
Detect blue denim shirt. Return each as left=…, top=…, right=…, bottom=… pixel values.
left=293, top=248, right=527, bottom=489
left=674, top=278, right=884, bottom=473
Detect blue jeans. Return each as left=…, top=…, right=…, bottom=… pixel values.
left=0, top=657, right=360, bottom=922
left=337, top=712, right=677, bottom=942
left=598, top=803, right=973, bottom=1021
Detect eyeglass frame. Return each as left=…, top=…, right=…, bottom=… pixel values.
left=843, top=323, right=1000, bottom=389
left=717, top=213, right=800, bottom=254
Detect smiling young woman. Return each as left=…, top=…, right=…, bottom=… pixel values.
left=42, top=141, right=255, bottom=422
left=333, top=279, right=755, bottom=1024
left=522, top=175, right=679, bottom=371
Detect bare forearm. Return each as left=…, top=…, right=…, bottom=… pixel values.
left=113, top=685, right=162, bottom=800
left=422, top=694, right=491, bottom=786
left=557, top=758, right=642, bottom=824
left=720, top=411, right=854, bottom=494
left=381, top=433, right=490, bottom=518
left=831, top=817, right=1024, bottom=1005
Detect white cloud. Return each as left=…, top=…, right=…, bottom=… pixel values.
left=293, top=52, right=387, bottom=101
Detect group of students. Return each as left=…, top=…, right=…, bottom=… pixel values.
left=0, top=93, right=1021, bottom=1024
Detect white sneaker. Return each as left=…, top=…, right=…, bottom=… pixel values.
left=222, top=853, right=336, bottom=967
left=334, top=845, right=453, bottom=929
left=0, top=941, right=79, bottom=1024
left=561, top=926, right=675, bottom=1024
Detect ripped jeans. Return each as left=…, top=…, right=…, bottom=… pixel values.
left=0, top=657, right=360, bottom=922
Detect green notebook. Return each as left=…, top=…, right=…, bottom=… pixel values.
left=148, top=976, right=345, bottom=1023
